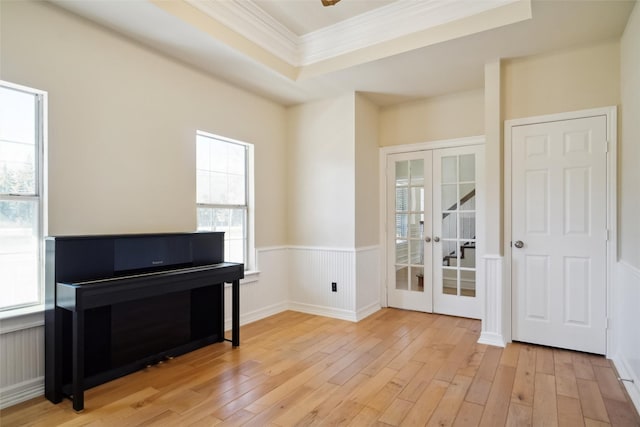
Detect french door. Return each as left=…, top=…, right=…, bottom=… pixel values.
left=386, top=145, right=484, bottom=318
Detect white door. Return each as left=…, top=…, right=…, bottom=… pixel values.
left=433, top=146, right=484, bottom=319
left=387, top=151, right=433, bottom=312
left=511, top=116, right=608, bottom=354
left=387, top=146, right=483, bottom=318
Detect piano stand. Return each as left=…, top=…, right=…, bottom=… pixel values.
left=45, top=233, right=243, bottom=412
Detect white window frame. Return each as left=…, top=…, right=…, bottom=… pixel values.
left=0, top=80, right=47, bottom=315
left=196, top=131, right=255, bottom=272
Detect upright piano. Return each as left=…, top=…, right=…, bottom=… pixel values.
left=44, top=232, right=243, bottom=411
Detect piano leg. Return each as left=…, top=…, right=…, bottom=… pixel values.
left=232, top=279, right=240, bottom=347
left=72, top=310, right=85, bottom=412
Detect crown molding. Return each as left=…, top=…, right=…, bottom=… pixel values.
left=299, top=0, right=520, bottom=65
left=185, top=0, right=523, bottom=68
left=185, top=0, right=300, bottom=65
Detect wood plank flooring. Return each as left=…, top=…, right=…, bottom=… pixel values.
left=2, top=309, right=638, bottom=426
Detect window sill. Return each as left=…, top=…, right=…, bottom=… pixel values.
left=0, top=305, right=45, bottom=334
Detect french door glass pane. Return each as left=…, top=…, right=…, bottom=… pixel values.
left=442, top=213, right=457, bottom=239
left=459, top=183, right=476, bottom=210
left=441, top=184, right=457, bottom=211
left=408, top=214, right=423, bottom=238
left=441, top=156, right=457, bottom=183
left=396, top=214, right=408, bottom=238
left=409, top=187, right=424, bottom=211
left=409, top=159, right=424, bottom=185
left=395, top=266, right=408, bottom=290
left=395, top=239, right=408, bottom=264
left=411, top=266, right=424, bottom=292
left=459, top=154, right=475, bottom=182
left=0, top=200, right=39, bottom=309
left=410, top=240, right=423, bottom=264
left=395, top=159, right=424, bottom=292
left=396, top=187, right=408, bottom=211
left=440, top=154, right=476, bottom=297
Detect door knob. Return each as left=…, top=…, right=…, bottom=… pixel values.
left=433, top=236, right=440, bottom=242
left=425, top=236, right=431, bottom=243
left=514, top=240, right=524, bottom=248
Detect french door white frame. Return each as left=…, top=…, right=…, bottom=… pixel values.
left=503, top=106, right=617, bottom=355
left=379, top=135, right=485, bottom=310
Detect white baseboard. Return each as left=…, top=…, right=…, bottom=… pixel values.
left=0, top=377, right=44, bottom=410
left=356, top=302, right=381, bottom=321
left=224, top=301, right=289, bottom=331
left=478, top=331, right=506, bottom=348
left=611, top=354, right=640, bottom=413
left=288, top=301, right=358, bottom=322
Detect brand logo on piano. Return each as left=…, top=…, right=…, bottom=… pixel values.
left=152, top=260, right=164, bottom=265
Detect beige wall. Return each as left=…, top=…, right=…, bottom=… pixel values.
left=0, top=1, right=288, bottom=247
left=502, top=40, right=620, bottom=120
left=354, top=93, right=379, bottom=248
left=620, top=3, right=640, bottom=269
left=286, top=94, right=356, bottom=248
left=379, top=89, right=484, bottom=146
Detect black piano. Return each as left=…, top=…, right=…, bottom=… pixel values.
left=44, top=232, right=243, bottom=411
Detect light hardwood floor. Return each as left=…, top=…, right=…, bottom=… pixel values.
left=2, top=309, right=639, bottom=426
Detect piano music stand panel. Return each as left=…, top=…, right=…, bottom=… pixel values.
left=44, top=233, right=243, bottom=412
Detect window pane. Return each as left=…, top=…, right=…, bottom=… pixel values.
left=0, top=87, right=37, bottom=195
left=0, top=200, right=39, bottom=309
left=228, top=174, right=245, bottom=205
left=197, top=207, right=246, bottom=264
left=196, top=137, right=210, bottom=171
left=209, top=172, right=228, bottom=204
left=227, top=143, right=246, bottom=175
left=196, top=170, right=210, bottom=204
left=209, top=139, right=228, bottom=173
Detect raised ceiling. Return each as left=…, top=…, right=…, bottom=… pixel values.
left=50, top=0, right=635, bottom=106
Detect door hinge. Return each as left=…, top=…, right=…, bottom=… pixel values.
left=605, top=229, right=610, bottom=241
left=606, top=318, right=611, bottom=329
left=605, top=140, right=609, bottom=153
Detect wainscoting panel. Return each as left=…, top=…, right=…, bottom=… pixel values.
left=224, top=247, right=289, bottom=330
left=288, top=247, right=357, bottom=320
left=611, top=260, right=640, bottom=411
left=355, top=246, right=381, bottom=320
left=0, top=318, right=44, bottom=409
left=478, top=254, right=506, bottom=347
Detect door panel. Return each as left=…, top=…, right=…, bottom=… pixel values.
left=433, top=146, right=483, bottom=319
left=512, top=116, right=607, bottom=354
left=387, top=152, right=432, bottom=312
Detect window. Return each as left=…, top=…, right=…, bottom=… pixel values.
left=0, top=81, right=46, bottom=311
left=196, top=131, right=253, bottom=270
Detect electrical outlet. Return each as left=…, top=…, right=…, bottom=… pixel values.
left=331, top=282, right=337, bottom=292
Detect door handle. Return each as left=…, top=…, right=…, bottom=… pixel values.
left=433, top=236, right=440, bottom=242
left=514, top=240, right=524, bottom=248
left=425, top=236, right=431, bottom=243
